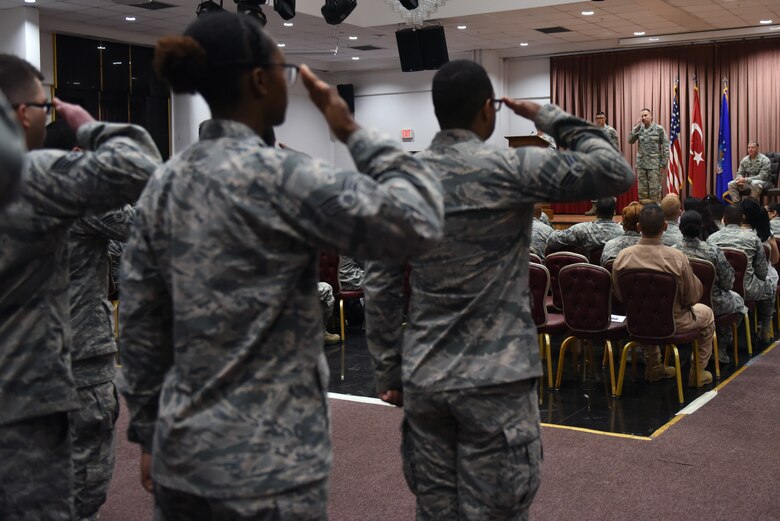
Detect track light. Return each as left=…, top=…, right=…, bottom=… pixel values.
left=274, top=0, right=295, bottom=20
left=236, top=0, right=267, bottom=26
left=196, top=0, right=224, bottom=17
left=399, top=0, right=418, bottom=9
left=321, top=0, right=356, bottom=25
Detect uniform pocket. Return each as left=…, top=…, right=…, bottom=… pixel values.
left=400, top=418, right=418, bottom=494
left=495, top=427, right=543, bottom=514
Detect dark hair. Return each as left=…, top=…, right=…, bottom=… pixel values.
left=768, top=203, right=780, bottom=216
left=261, top=126, right=275, bottom=147
left=595, top=197, right=617, bottom=219
left=154, top=12, right=276, bottom=110
left=723, top=203, right=743, bottom=226
left=641, top=108, right=652, bottom=114
left=0, top=54, right=44, bottom=105
left=432, top=60, right=493, bottom=130
left=683, top=196, right=719, bottom=239
left=596, top=111, right=605, bottom=117
left=679, top=210, right=703, bottom=239
left=638, top=204, right=665, bottom=236
left=703, top=194, right=724, bottom=221
left=742, top=198, right=772, bottom=242
left=43, top=119, right=77, bottom=151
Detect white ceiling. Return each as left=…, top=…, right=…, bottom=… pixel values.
left=2, top=0, right=780, bottom=71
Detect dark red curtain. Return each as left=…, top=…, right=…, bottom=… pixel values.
left=549, top=38, right=780, bottom=214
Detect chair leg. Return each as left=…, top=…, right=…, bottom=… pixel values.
left=340, top=342, right=346, bottom=381
left=744, top=312, right=753, bottom=356
left=732, top=323, right=739, bottom=366
left=605, top=340, right=616, bottom=395
left=693, top=340, right=701, bottom=387
left=339, top=299, right=346, bottom=342
left=555, top=336, right=576, bottom=389
left=669, top=344, right=684, bottom=404
left=712, top=332, right=720, bottom=379
left=615, top=341, right=639, bottom=397
left=539, top=334, right=554, bottom=388
left=631, top=344, right=638, bottom=379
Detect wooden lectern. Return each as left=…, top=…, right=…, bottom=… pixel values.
left=505, top=135, right=554, bottom=220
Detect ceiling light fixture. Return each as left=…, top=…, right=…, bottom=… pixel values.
left=399, top=0, right=418, bottom=8
left=457, top=25, right=467, bottom=29
left=273, top=0, right=295, bottom=20
left=581, top=10, right=594, bottom=15
left=385, top=0, right=447, bottom=25
left=97, top=45, right=106, bottom=50
left=649, top=37, right=660, bottom=41
left=352, top=56, right=360, bottom=60
left=349, top=35, right=358, bottom=40
left=283, top=22, right=293, bottom=26
left=520, top=42, right=529, bottom=46
left=24, top=0, right=36, bottom=4
left=196, top=0, right=225, bottom=17
left=321, top=0, right=356, bottom=25
left=633, top=31, right=645, bottom=36
left=759, top=19, right=773, bottom=24
left=125, top=16, right=136, bottom=21
left=277, top=43, right=286, bottom=47
left=236, top=0, right=267, bottom=26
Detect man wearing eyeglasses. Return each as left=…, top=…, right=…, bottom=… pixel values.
left=0, top=53, right=162, bottom=520
left=364, top=60, right=634, bottom=520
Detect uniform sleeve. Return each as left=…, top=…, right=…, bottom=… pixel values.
left=736, top=157, right=746, bottom=179
left=116, top=204, right=173, bottom=452
left=660, top=126, right=670, bottom=167
left=70, top=205, right=136, bottom=242
left=757, top=156, right=772, bottom=182
left=715, top=248, right=735, bottom=291
left=510, top=105, right=634, bottom=203
left=754, top=239, right=768, bottom=281
left=544, top=226, right=580, bottom=254
left=273, top=128, right=444, bottom=262
left=23, top=122, right=161, bottom=219
left=627, top=124, right=641, bottom=144
left=680, top=259, right=703, bottom=308
left=0, top=91, right=25, bottom=209
left=363, top=260, right=406, bottom=393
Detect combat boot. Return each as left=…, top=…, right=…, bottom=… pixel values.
left=584, top=203, right=597, bottom=216
left=324, top=331, right=341, bottom=344
left=688, top=369, right=713, bottom=387
left=644, top=346, right=676, bottom=382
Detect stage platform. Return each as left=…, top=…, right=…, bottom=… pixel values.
left=549, top=213, right=623, bottom=230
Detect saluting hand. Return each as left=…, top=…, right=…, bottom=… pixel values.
left=52, top=98, right=95, bottom=132
left=501, top=97, right=540, bottom=121
left=300, top=64, right=360, bottom=143
left=379, top=389, right=403, bottom=407
left=140, top=451, right=154, bottom=493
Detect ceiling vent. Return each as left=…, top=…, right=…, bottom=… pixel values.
left=535, top=26, right=571, bottom=34
left=350, top=45, right=384, bottom=51
left=125, top=1, right=177, bottom=9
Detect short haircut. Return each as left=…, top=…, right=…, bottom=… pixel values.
left=723, top=203, right=743, bottom=225
left=768, top=202, right=780, bottom=215
left=703, top=194, right=724, bottom=220
left=622, top=201, right=643, bottom=232
left=660, top=193, right=681, bottom=220
left=595, top=111, right=605, bottom=117
left=595, top=197, right=617, bottom=219
left=432, top=60, right=493, bottom=130
left=679, top=210, right=703, bottom=239
left=748, top=141, right=759, bottom=148
left=638, top=204, right=665, bottom=236
left=43, top=119, right=77, bottom=151
left=154, top=12, right=276, bottom=110
left=641, top=108, right=652, bottom=115
left=0, top=54, right=44, bottom=105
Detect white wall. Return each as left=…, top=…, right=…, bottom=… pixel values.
left=0, top=7, right=41, bottom=69
left=504, top=57, right=552, bottom=138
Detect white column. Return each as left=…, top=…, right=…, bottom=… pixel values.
left=0, top=7, right=41, bottom=69
left=473, top=49, right=507, bottom=148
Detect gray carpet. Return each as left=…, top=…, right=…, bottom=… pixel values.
left=101, top=345, right=780, bottom=520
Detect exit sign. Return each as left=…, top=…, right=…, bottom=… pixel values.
left=401, top=129, right=414, bottom=141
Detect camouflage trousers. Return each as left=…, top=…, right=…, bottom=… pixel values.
left=0, top=412, right=74, bottom=520
left=727, top=178, right=769, bottom=202
left=71, top=380, right=119, bottom=520
left=154, top=478, right=328, bottom=521
left=402, top=379, right=542, bottom=521
left=636, top=168, right=662, bottom=202
left=319, top=281, right=335, bottom=326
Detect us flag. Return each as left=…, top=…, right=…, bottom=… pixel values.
left=666, top=79, right=684, bottom=195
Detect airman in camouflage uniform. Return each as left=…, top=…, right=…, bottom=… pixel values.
left=586, top=112, right=621, bottom=216
left=68, top=206, right=135, bottom=520
left=531, top=212, right=554, bottom=260
left=364, top=60, right=634, bottom=521
left=538, top=210, right=551, bottom=226
left=0, top=90, right=24, bottom=208
left=339, top=256, right=365, bottom=290
left=728, top=142, right=772, bottom=202
left=627, top=108, right=669, bottom=202
left=662, top=221, right=684, bottom=247
left=0, top=55, right=161, bottom=521
left=545, top=198, right=623, bottom=257
left=601, top=231, right=641, bottom=265
left=118, top=14, right=443, bottom=519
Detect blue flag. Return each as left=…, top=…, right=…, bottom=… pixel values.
left=716, top=81, right=732, bottom=201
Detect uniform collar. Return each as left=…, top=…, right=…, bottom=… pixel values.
left=199, top=119, right=261, bottom=143
left=638, top=237, right=663, bottom=245
left=430, top=129, right=482, bottom=148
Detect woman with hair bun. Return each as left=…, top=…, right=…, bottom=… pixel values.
left=117, top=11, right=444, bottom=520
left=600, top=200, right=643, bottom=265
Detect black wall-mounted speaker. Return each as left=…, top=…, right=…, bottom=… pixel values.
left=395, top=26, right=449, bottom=72
left=336, top=83, right=355, bottom=114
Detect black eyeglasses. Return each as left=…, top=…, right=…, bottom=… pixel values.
left=491, top=99, right=503, bottom=112
left=13, top=101, right=53, bottom=114
left=262, top=63, right=300, bottom=85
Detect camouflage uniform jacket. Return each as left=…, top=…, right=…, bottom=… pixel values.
left=662, top=221, right=684, bottom=247
left=339, top=256, right=364, bottom=290
left=770, top=218, right=780, bottom=237
left=118, top=119, right=444, bottom=498
left=0, top=123, right=160, bottom=426
left=673, top=237, right=746, bottom=316
left=601, top=230, right=640, bottom=265
left=736, top=153, right=771, bottom=184
left=69, top=205, right=135, bottom=388
left=601, top=124, right=619, bottom=150
left=546, top=218, right=623, bottom=256
left=364, top=104, right=634, bottom=393
left=627, top=122, right=670, bottom=169
left=0, top=91, right=24, bottom=207
left=531, top=218, right=554, bottom=259
left=706, top=224, right=769, bottom=302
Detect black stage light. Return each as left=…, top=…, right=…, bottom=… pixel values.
left=274, top=0, right=295, bottom=20
left=321, top=0, right=356, bottom=25
left=236, top=0, right=267, bottom=26
left=196, top=0, right=224, bottom=17
left=399, top=0, right=418, bottom=9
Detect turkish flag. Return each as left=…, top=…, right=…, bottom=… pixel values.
left=688, top=81, right=706, bottom=197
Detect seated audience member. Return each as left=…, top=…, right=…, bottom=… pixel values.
left=704, top=194, right=725, bottom=230
left=675, top=211, right=747, bottom=363
left=660, top=193, right=683, bottom=246
left=545, top=197, right=622, bottom=256
left=727, top=141, right=772, bottom=203
left=743, top=198, right=780, bottom=265
left=538, top=207, right=552, bottom=226
left=531, top=203, right=554, bottom=260
left=767, top=202, right=780, bottom=236
left=319, top=282, right=341, bottom=344
left=614, top=204, right=715, bottom=386
left=339, top=256, right=365, bottom=290
left=601, top=201, right=643, bottom=265
left=684, top=196, right=720, bottom=239
left=708, top=203, right=776, bottom=343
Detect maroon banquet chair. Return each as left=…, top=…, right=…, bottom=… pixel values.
left=721, top=248, right=755, bottom=356
left=614, top=269, right=706, bottom=404
left=587, top=245, right=605, bottom=266
left=555, top=263, right=625, bottom=394
left=529, top=262, right=567, bottom=388
left=319, top=252, right=364, bottom=343
left=687, top=258, right=726, bottom=376
left=544, top=251, right=589, bottom=312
